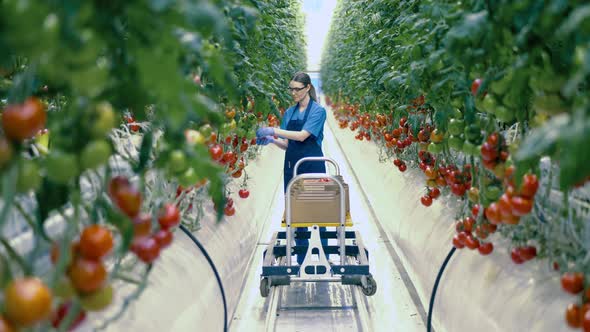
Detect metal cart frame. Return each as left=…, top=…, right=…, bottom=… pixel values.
left=259, top=157, right=377, bottom=297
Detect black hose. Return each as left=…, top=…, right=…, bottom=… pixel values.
left=179, top=224, right=228, bottom=332
left=427, top=247, right=456, bottom=332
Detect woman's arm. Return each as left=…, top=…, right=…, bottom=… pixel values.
left=272, top=138, right=288, bottom=150
left=274, top=128, right=311, bottom=142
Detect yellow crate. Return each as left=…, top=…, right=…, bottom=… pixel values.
left=281, top=212, right=353, bottom=228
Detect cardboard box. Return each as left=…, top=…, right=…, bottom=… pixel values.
left=285, top=176, right=350, bottom=224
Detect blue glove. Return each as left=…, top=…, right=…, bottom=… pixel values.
left=256, top=135, right=275, bottom=146
left=256, top=127, right=275, bottom=137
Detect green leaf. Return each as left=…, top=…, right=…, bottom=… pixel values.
left=556, top=4, right=590, bottom=36
left=134, top=130, right=155, bottom=174
left=514, top=114, right=570, bottom=162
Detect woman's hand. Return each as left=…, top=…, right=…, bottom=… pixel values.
left=256, top=127, right=275, bottom=137
left=256, top=135, right=275, bottom=146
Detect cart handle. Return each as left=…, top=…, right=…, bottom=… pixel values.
left=293, top=157, right=340, bottom=176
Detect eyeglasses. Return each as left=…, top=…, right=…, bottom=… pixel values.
left=288, top=86, right=306, bottom=92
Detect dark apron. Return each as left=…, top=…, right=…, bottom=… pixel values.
left=283, top=100, right=326, bottom=193
left=283, top=100, right=328, bottom=264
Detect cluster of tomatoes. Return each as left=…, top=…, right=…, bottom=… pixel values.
left=562, top=272, right=590, bottom=330
left=484, top=170, right=539, bottom=226
left=509, top=245, right=538, bottom=265
left=354, top=130, right=371, bottom=141
left=47, top=224, right=115, bottom=329
left=452, top=207, right=497, bottom=255
left=208, top=136, right=251, bottom=180
left=480, top=132, right=509, bottom=173
left=108, top=176, right=179, bottom=264
left=439, top=163, right=473, bottom=197
left=384, top=117, right=413, bottom=151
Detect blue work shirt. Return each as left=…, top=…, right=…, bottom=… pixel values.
left=280, top=101, right=326, bottom=146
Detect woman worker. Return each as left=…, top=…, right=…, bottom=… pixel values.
left=255, top=72, right=328, bottom=265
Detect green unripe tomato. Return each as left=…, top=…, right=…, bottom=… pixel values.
left=17, top=159, right=42, bottom=192
left=80, top=140, right=112, bottom=170
left=90, top=102, right=116, bottom=138
left=45, top=151, right=79, bottom=185
left=80, top=284, right=114, bottom=312
left=168, top=150, right=188, bottom=174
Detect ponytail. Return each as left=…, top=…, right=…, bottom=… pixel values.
left=308, top=84, right=318, bottom=102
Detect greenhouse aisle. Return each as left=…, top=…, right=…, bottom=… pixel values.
left=229, top=111, right=427, bottom=332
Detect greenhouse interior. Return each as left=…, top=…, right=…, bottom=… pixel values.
left=0, top=0, right=589, bottom=331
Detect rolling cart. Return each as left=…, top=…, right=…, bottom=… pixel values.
left=259, top=157, right=377, bottom=297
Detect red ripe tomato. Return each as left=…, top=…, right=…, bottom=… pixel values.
left=393, top=159, right=402, bottom=167
left=420, top=195, right=433, bottom=207
left=455, top=221, right=465, bottom=233
left=565, top=303, right=582, bottom=328
left=471, top=78, right=486, bottom=97
left=582, top=307, right=590, bottom=332
left=113, top=185, right=142, bottom=218
left=498, top=193, right=514, bottom=219
left=511, top=196, right=533, bottom=216
left=457, top=231, right=469, bottom=245
left=486, top=132, right=499, bottom=146
left=153, top=229, right=173, bottom=248
left=158, top=203, right=180, bottom=229
left=232, top=169, right=243, bottom=178
left=472, top=204, right=481, bottom=217
left=399, top=117, right=407, bottom=127
left=520, top=174, right=539, bottom=199
left=209, top=144, right=223, bottom=161
left=480, top=142, right=498, bottom=162
left=240, top=143, right=248, bottom=152
left=561, top=272, right=585, bottom=294
left=133, top=213, right=152, bottom=238
left=510, top=248, right=524, bottom=264
left=518, top=246, right=537, bottom=261
left=429, top=187, right=441, bottom=199
left=222, top=151, right=236, bottom=165
left=452, top=235, right=464, bottom=249
left=450, top=183, right=466, bottom=196
left=464, top=235, right=480, bottom=250
left=79, top=225, right=114, bottom=260
left=224, top=205, right=236, bottom=217
left=463, top=217, right=475, bottom=232
left=239, top=189, right=250, bottom=199
left=124, top=114, right=140, bottom=132
left=68, top=257, right=107, bottom=293
left=478, top=242, right=493, bottom=255
left=398, top=163, right=407, bottom=172
left=132, top=237, right=161, bottom=264
left=51, top=301, right=87, bottom=330
left=2, top=97, right=47, bottom=142
left=108, top=176, right=130, bottom=198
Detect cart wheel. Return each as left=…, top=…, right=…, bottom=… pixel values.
left=361, top=276, right=377, bottom=296
left=260, top=277, right=270, bottom=298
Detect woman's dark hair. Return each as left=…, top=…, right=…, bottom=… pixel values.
left=291, top=72, right=317, bottom=102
